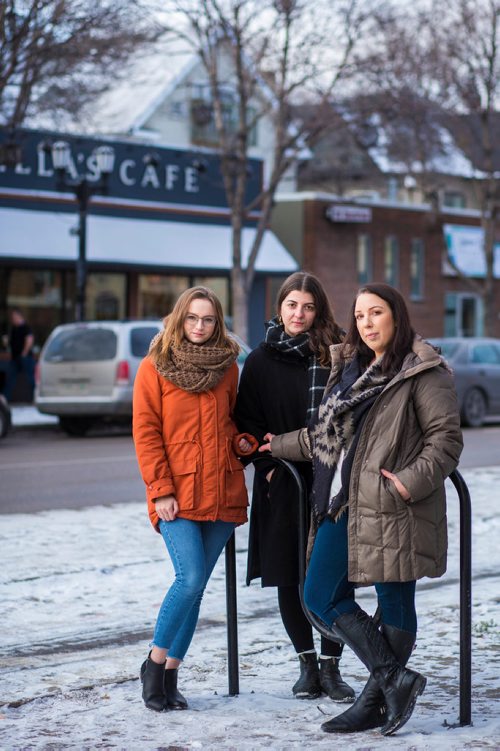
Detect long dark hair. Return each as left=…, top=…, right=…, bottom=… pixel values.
left=276, top=272, right=343, bottom=366
left=342, top=283, right=415, bottom=374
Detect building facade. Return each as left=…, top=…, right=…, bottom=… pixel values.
left=272, top=193, right=500, bottom=338
left=0, top=128, right=296, bottom=363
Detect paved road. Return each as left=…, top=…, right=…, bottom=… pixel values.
left=0, top=422, right=498, bottom=514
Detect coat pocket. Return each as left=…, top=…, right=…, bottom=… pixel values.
left=166, top=441, right=200, bottom=510
left=224, top=438, right=248, bottom=508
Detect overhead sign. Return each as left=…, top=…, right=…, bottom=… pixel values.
left=325, top=204, right=372, bottom=223
left=444, top=224, right=500, bottom=278
left=0, top=128, right=263, bottom=212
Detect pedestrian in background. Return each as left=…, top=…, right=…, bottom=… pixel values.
left=261, top=282, right=463, bottom=735
left=235, top=272, right=354, bottom=703
left=2, top=308, right=35, bottom=402
left=133, top=286, right=257, bottom=713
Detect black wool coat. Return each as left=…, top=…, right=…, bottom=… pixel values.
left=235, top=342, right=328, bottom=587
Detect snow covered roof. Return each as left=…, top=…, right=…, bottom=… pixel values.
left=87, top=42, right=199, bottom=136
left=367, top=123, right=479, bottom=179
left=27, top=39, right=200, bottom=138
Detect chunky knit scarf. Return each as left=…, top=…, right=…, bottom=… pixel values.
left=264, top=316, right=329, bottom=419
left=149, top=332, right=238, bottom=393
left=309, top=354, right=391, bottom=522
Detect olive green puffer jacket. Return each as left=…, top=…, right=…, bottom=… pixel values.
left=271, top=337, right=463, bottom=585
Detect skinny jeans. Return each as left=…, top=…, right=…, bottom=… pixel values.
left=304, top=512, right=417, bottom=635
left=153, top=517, right=236, bottom=660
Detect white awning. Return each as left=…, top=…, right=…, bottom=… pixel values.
left=0, top=207, right=298, bottom=273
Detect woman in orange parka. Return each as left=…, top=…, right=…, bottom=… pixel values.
left=133, top=286, right=256, bottom=713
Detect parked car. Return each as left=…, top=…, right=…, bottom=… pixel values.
left=429, top=337, right=500, bottom=427
left=35, top=320, right=163, bottom=435
left=0, top=394, right=11, bottom=439
left=35, top=320, right=251, bottom=435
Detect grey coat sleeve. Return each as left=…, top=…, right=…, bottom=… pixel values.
left=270, top=428, right=312, bottom=462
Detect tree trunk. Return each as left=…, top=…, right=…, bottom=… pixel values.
left=231, top=265, right=249, bottom=344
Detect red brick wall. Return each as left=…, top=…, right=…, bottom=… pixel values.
left=299, top=199, right=500, bottom=338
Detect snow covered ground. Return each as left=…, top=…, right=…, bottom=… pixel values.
left=0, top=466, right=499, bottom=750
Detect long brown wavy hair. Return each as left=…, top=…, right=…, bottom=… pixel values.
left=149, top=286, right=238, bottom=360
left=276, top=272, right=343, bottom=366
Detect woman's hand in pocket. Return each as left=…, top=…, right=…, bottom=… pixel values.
left=380, top=469, right=410, bottom=501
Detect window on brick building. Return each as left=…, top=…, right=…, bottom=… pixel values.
left=410, top=238, right=425, bottom=300
left=384, top=236, right=399, bottom=287
left=443, top=191, right=466, bottom=209
left=357, top=234, right=373, bottom=284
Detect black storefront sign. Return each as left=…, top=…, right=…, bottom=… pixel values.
left=0, top=128, right=263, bottom=211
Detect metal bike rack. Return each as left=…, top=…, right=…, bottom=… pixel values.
left=225, top=458, right=472, bottom=725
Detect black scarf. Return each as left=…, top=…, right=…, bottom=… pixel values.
left=264, top=316, right=329, bottom=419
left=309, top=354, right=391, bottom=522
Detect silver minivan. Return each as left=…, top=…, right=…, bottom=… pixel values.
left=35, top=320, right=162, bottom=435
left=36, top=320, right=251, bottom=435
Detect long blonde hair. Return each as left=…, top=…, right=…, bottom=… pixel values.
left=150, top=286, right=235, bottom=359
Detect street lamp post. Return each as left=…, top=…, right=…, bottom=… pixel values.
left=51, top=141, right=115, bottom=322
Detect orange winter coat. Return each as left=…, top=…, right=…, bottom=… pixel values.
left=133, top=355, right=249, bottom=530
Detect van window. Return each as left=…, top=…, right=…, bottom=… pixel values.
left=130, top=327, right=161, bottom=357
left=44, top=328, right=117, bottom=362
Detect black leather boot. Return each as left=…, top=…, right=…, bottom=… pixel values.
left=319, top=657, right=355, bottom=702
left=330, top=611, right=425, bottom=735
left=321, top=623, right=415, bottom=733
left=140, top=653, right=168, bottom=712
left=164, top=668, right=188, bottom=710
left=292, top=652, right=321, bottom=699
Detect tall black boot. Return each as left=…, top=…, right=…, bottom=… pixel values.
left=140, top=653, right=168, bottom=712
left=319, top=657, right=355, bottom=702
left=292, top=652, right=321, bottom=699
left=322, top=623, right=415, bottom=733
left=164, top=668, right=188, bottom=710
left=330, top=611, right=425, bottom=735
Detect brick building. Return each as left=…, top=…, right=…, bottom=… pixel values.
left=272, top=193, right=500, bottom=338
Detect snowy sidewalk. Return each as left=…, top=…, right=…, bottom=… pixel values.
left=0, top=467, right=499, bottom=750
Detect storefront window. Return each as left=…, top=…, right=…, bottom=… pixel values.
left=0, top=268, right=68, bottom=350
left=138, top=275, right=190, bottom=319
left=86, top=273, right=126, bottom=320
left=384, top=236, right=399, bottom=287
left=410, top=238, right=425, bottom=300
left=357, top=235, right=373, bottom=285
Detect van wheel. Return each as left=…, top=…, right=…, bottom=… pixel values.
left=461, top=387, right=487, bottom=428
left=59, top=417, right=94, bottom=436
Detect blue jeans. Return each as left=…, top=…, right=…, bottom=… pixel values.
left=153, top=517, right=236, bottom=660
left=3, top=356, right=35, bottom=401
left=304, top=512, right=417, bottom=635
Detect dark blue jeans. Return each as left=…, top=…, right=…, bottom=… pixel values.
left=3, top=355, right=35, bottom=401
left=304, top=512, right=417, bottom=635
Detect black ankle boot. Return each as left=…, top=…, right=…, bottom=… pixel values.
left=319, top=657, right=355, bottom=702
left=292, top=652, right=321, bottom=699
left=331, top=611, right=425, bottom=735
left=321, top=623, right=415, bottom=733
left=140, top=653, right=168, bottom=712
left=164, top=668, right=188, bottom=710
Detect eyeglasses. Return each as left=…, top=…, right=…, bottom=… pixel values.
left=185, top=313, right=217, bottom=327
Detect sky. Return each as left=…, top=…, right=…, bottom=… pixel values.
left=0, top=462, right=499, bottom=750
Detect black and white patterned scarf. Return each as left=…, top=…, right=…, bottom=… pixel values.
left=264, top=316, right=329, bottom=419
left=309, top=354, right=391, bottom=522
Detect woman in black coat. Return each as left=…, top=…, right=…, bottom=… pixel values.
left=235, top=272, right=354, bottom=702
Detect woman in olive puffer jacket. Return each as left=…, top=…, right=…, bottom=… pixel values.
left=260, top=283, right=463, bottom=738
